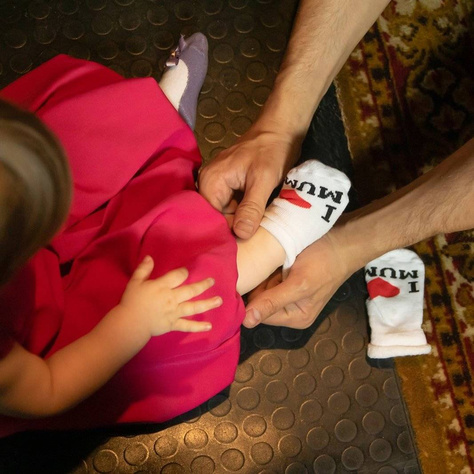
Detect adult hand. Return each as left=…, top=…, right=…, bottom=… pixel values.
left=198, top=126, right=301, bottom=239
left=243, top=230, right=356, bottom=329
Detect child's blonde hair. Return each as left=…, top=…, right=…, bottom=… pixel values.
left=0, top=99, right=72, bottom=286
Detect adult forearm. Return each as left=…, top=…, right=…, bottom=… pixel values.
left=339, top=138, right=474, bottom=271
left=256, top=0, right=391, bottom=139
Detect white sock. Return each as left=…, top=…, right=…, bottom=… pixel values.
left=365, top=248, right=431, bottom=359
left=261, top=160, right=351, bottom=271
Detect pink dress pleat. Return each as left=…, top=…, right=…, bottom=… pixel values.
left=0, top=55, right=244, bottom=437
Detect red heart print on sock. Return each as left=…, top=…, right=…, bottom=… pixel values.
left=280, top=189, right=311, bottom=209
left=367, top=277, right=400, bottom=299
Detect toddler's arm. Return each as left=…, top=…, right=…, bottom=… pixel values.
left=0, top=256, right=222, bottom=418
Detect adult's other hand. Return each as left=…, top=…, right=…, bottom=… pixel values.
left=243, top=230, right=355, bottom=329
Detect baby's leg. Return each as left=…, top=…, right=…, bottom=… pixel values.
left=159, top=33, right=208, bottom=129
left=236, top=160, right=351, bottom=295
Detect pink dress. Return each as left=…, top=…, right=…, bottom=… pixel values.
left=0, top=55, right=244, bottom=437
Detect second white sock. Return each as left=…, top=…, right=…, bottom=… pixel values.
left=365, top=248, right=431, bottom=359
left=261, top=160, right=351, bottom=270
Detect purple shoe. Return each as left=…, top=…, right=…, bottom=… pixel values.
left=160, top=32, right=208, bottom=129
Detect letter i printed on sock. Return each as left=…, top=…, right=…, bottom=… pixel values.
left=364, top=249, right=431, bottom=359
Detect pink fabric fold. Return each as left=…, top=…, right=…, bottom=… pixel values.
left=0, top=55, right=244, bottom=437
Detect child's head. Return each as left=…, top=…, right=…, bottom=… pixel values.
left=0, top=99, right=72, bottom=286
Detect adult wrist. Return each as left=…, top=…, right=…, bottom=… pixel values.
left=257, top=67, right=327, bottom=140
left=253, top=104, right=309, bottom=142
left=333, top=213, right=388, bottom=274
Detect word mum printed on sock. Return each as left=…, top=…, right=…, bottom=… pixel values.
left=283, top=177, right=345, bottom=223
left=365, top=265, right=421, bottom=294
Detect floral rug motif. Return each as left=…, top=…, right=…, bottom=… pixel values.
left=336, top=1, right=474, bottom=472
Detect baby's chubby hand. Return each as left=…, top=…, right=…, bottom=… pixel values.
left=119, top=256, right=222, bottom=337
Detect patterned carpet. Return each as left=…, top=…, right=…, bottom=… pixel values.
left=336, top=1, right=474, bottom=472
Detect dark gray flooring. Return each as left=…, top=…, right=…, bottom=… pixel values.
left=0, top=1, right=421, bottom=472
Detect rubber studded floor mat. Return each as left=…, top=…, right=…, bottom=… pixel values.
left=0, top=1, right=422, bottom=472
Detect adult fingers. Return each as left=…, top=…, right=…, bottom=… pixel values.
left=198, top=165, right=235, bottom=212
left=233, top=174, right=277, bottom=239
left=246, top=277, right=328, bottom=329
left=252, top=301, right=324, bottom=329
left=243, top=278, right=298, bottom=327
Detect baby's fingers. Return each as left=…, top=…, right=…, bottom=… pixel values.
left=159, top=267, right=190, bottom=288
left=173, top=318, right=213, bottom=333
left=175, top=277, right=216, bottom=303
left=179, top=295, right=223, bottom=317
left=130, top=255, right=155, bottom=283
